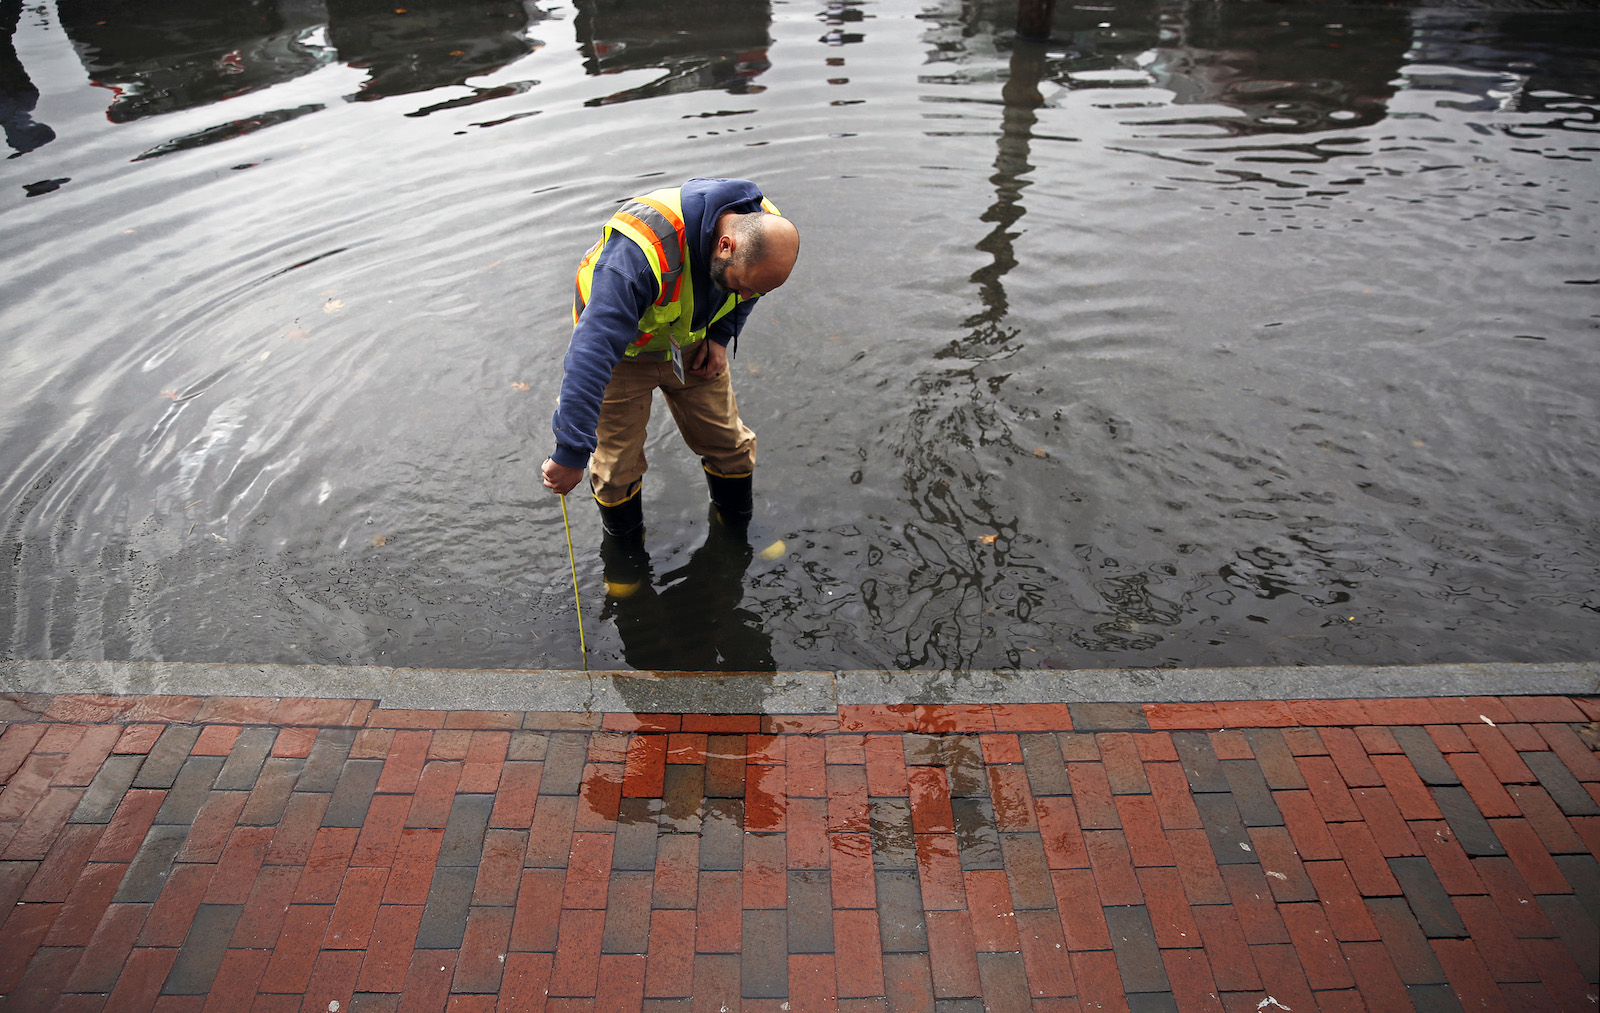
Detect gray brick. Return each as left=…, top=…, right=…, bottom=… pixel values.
left=1068, top=703, right=1149, bottom=732
left=950, top=797, right=1003, bottom=871
left=1245, top=729, right=1307, bottom=790
left=438, top=794, right=496, bottom=867
left=1555, top=854, right=1600, bottom=923
left=660, top=764, right=703, bottom=834
left=875, top=869, right=928, bottom=953
left=214, top=727, right=278, bottom=791
left=1367, top=897, right=1447, bottom=984
left=114, top=824, right=188, bottom=902
left=238, top=757, right=304, bottom=826
left=934, top=1001, right=984, bottom=1013
left=869, top=798, right=916, bottom=870
left=699, top=798, right=743, bottom=871
left=163, top=904, right=243, bottom=994
left=941, top=737, right=989, bottom=798
left=507, top=730, right=548, bottom=761
left=601, top=870, right=653, bottom=954
left=1104, top=905, right=1170, bottom=994
left=154, top=755, right=225, bottom=825
left=416, top=865, right=477, bottom=948
left=612, top=797, right=660, bottom=871
left=294, top=728, right=356, bottom=793
left=1018, top=734, right=1071, bottom=797
left=1537, top=893, right=1599, bottom=983
left=1221, top=760, right=1283, bottom=828
left=1431, top=787, right=1505, bottom=857
left=787, top=870, right=834, bottom=954
left=1391, top=727, right=1459, bottom=787
left=903, top=734, right=943, bottom=767
left=539, top=733, right=589, bottom=796
left=1171, top=732, right=1228, bottom=794
left=1194, top=792, right=1257, bottom=865
left=1407, top=983, right=1467, bottom=1013
left=704, top=735, right=746, bottom=799
left=322, top=758, right=385, bottom=829
left=131, top=726, right=200, bottom=789
left=1523, top=752, right=1600, bottom=816
left=1388, top=857, right=1466, bottom=938
left=741, top=909, right=788, bottom=998
left=70, top=754, right=144, bottom=824
left=1126, top=994, right=1181, bottom=1013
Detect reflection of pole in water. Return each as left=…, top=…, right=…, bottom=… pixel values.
left=1016, top=0, right=1054, bottom=43
left=968, top=33, right=1047, bottom=328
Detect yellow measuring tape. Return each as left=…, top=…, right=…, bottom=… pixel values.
left=559, top=494, right=588, bottom=670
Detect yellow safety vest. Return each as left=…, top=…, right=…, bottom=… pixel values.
left=572, top=187, right=780, bottom=357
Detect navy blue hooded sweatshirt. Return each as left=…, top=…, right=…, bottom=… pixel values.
left=549, top=178, right=769, bottom=471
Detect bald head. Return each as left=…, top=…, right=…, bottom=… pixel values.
left=712, top=211, right=799, bottom=299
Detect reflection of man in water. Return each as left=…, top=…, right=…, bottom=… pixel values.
left=1, top=0, right=55, bottom=155
left=540, top=178, right=799, bottom=539
left=601, top=511, right=776, bottom=672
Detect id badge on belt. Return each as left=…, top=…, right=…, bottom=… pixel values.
left=668, top=335, right=687, bottom=384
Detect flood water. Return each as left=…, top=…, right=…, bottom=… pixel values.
left=3, top=0, right=1597, bottom=674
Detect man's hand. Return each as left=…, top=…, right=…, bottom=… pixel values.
left=688, top=340, right=727, bottom=379
left=542, top=458, right=584, bottom=495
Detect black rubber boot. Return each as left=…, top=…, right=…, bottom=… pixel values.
left=600, top=530, right=651, bottom=600
left=595, top=485, right=644, bottom=540
left=704, top=469, right=753, bottom=529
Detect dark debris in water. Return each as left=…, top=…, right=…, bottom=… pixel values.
left=23, top=177, right=69, bottom=197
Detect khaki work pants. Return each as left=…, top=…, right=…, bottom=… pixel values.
left=589, top=357, right=756, bottom=505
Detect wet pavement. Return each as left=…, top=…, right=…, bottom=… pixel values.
left=0, top=663, right=1597, bottom=1011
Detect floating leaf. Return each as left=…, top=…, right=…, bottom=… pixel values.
left=160, top=389, right=180, bottom=400
left=1033, top=448, right=1047, bottom=458
left=372, top=534, right=388, bottom=547
left=978, top=533, right=998, bottom=545
left=285, top=328, right=310, bottom=342
left=511, top=381, right=530, bottom=391
left=323, top=299, right=344, bottom=314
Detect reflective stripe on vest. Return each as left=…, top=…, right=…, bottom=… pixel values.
left=572, top=188, right=782, bottom=356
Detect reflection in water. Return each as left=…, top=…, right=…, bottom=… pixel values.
left=324, top=0, right=542, bottom=104
left=573, top=0, right=771, bottom=106
left=2, top=0, right=55, bottom=154
left=601, top=510, right=776, bottom=673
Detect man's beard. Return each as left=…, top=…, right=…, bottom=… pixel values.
left=709, top=252, right=729, bottom=292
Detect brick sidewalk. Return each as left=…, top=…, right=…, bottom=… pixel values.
left=1, top=692, right=1597, bottom=1012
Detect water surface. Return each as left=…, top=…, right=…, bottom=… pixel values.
left=3, top=0, right=1597, bottom=673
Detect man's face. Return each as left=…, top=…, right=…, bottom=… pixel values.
left=710, top=249, right=764, bottom=300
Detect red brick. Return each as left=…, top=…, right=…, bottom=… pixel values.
left=1463, top=725, right=1535, bottom=784
left=1222, top=865, right=1290, bottom=944
left=914, top=833, right=967, bottom=911
left=323, top=867, right=388, bottom=949
left=203, top=825, right=274, bottom=905
left=1244, top=826, right=1315, bottom=903
left=963, top=869, right=1019, bottom=952
left=1114, top=794, right=1173, bottom=868
left=788, top=735, right=827, bottom=797
left=1247, top=943, right=1318, bottom=1013
left=1014, top=908, right=1074, bottom=997
left=1035, top=797, right=1088, bottom=869
left=1431, top=939, right=1511, bottom=1012
left=1370, top=754, right=1443, bottom=820
left=1297, top=755, right=1362, bottom=822
left=926, top=909, right=982, bottom=998
left=1288, top=699, right=1373, bottom=727
left=1454, top=894, right=1532, bottom=983
left=64, top=901, right=148, bottom=992
left=1143, top=702, right=1221, bottom=730
left=261, top=904, right=334, bottom=992
left=991, top=703, right=1073, bottom=732
left=374, top=730, right=431, bottom=794
left=2, top=786, right=83, bottom=858
left=1353, top=726, right=1403, bottom=755
left=383, top=828, right=445, bottom=905
left=1213, top=700, right=1297, bottom=727
left=837, top=704, right=916, bottom=733
left=574, top=764, right=622, bottom=833
left=294, top=827, right=360, bottom=904
left=460, top=731, right=509, bottom=793
left=665, top=732, right=707, bottom=765
left=195, top=697, right=282, bottom=725
left=1065, top=763, right=1119, bottom=830
left=454, top=906, right=516, bottom=994
left=681, top=714, right=758, bottom=734
left=232, top=865, right=302, bottom=947
left=983, top=766, right=1034, bottom=834
left=1163, top=948, right=1225, bottom=1013
left=351, top=794, right=411, bottom=868
left=1340, top=940, right=1415, bottom=1010
left=1133, top=731, right=1179, bottom=763
left=1138, top=866, right=1202, bottom=948
left=861, top=736, right=908, bottom=798
left=1535, top=723, right=1600, bottom=782
left=199, top=947, right=271, bottom=1012
left=1489, top=818, right=1572, bottom=895
left=509, top=869, right=564, bottom=952
left=193, top=724, right=243, bottom=756
left=444, top=710, right=520, bottom=731
left=1082, top=830, right=1142, bottom=907
left=1518, top=935, right=1596, bottom=1010
left=1476, top=856, right=1556, bottom=938
left=788, top=797, right=830, bottom=870
left=1410, top=820, right=1486, bottom=896
left=1209, top=730, right=1253, bottom=760
left=549, top=908, right=605, bottom=996
left=1193, top=905, right=1261, bottom=992
left=396, top=949, right=456, bottom=1012
left=472, top=829, right=525, bottom=908
left=643, top=909, right=694, bottom=998
left=1427, top=724, right=1474, bottom=752
left=829, top=833, right=877, bottom=910
left=907, top=767, right=954, bottom=835
left=1349, top=787, right=1422, bottom=858
left=1324, top=822, right=1401, bottom=897
left=114, top=723, right=165, bottom=755
left=1050, top=869, right=1111, bottom=950
left=835, top=909, right=886, bottom=999
left=22, top=823, right=102, bottom=903
left=1506, top=784, right=1585, bottom=855
left=1302, top=861, right=1380, bottom=942
left=104, top=947, right=178, bottom=1012
left=1145, top=762, right=1203, bottom=829
left=271, top=727, right=318, bottom=758
left=136, top=863, right=216, bottom=946
left=1319, top=727, right=1384, bottom=787
left=911, top=704, right=994, bottom=734
left=979, top=733, right=1023, bottom=765
left=526, top=796, right=579, bottom=868
left=1503, top=697, right=1586, bottom=723
left=1497, top=723, right=1548, bottom=752
left=301, top=949, right=363, bottom=1012
left=1447, top=752, right=1521, bottom=818
left=1068, top=951, right=1131, bottom=1013
left=406, top=760, right=464, bottom=828
left=1167, top=828, right=1231, bottom=906
left=651, top=833, right=698, bottom=910
left=695, top=870, right=742, bottom=953
left=746, top=733, right=785, bottom=765
left=601, top=713, right=677, bottom=733
left=1272, top=790, right=1339, bottom=863
left=561, top=832, right=613, bottom=909
left=745, top=763, right=786, bottom=833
